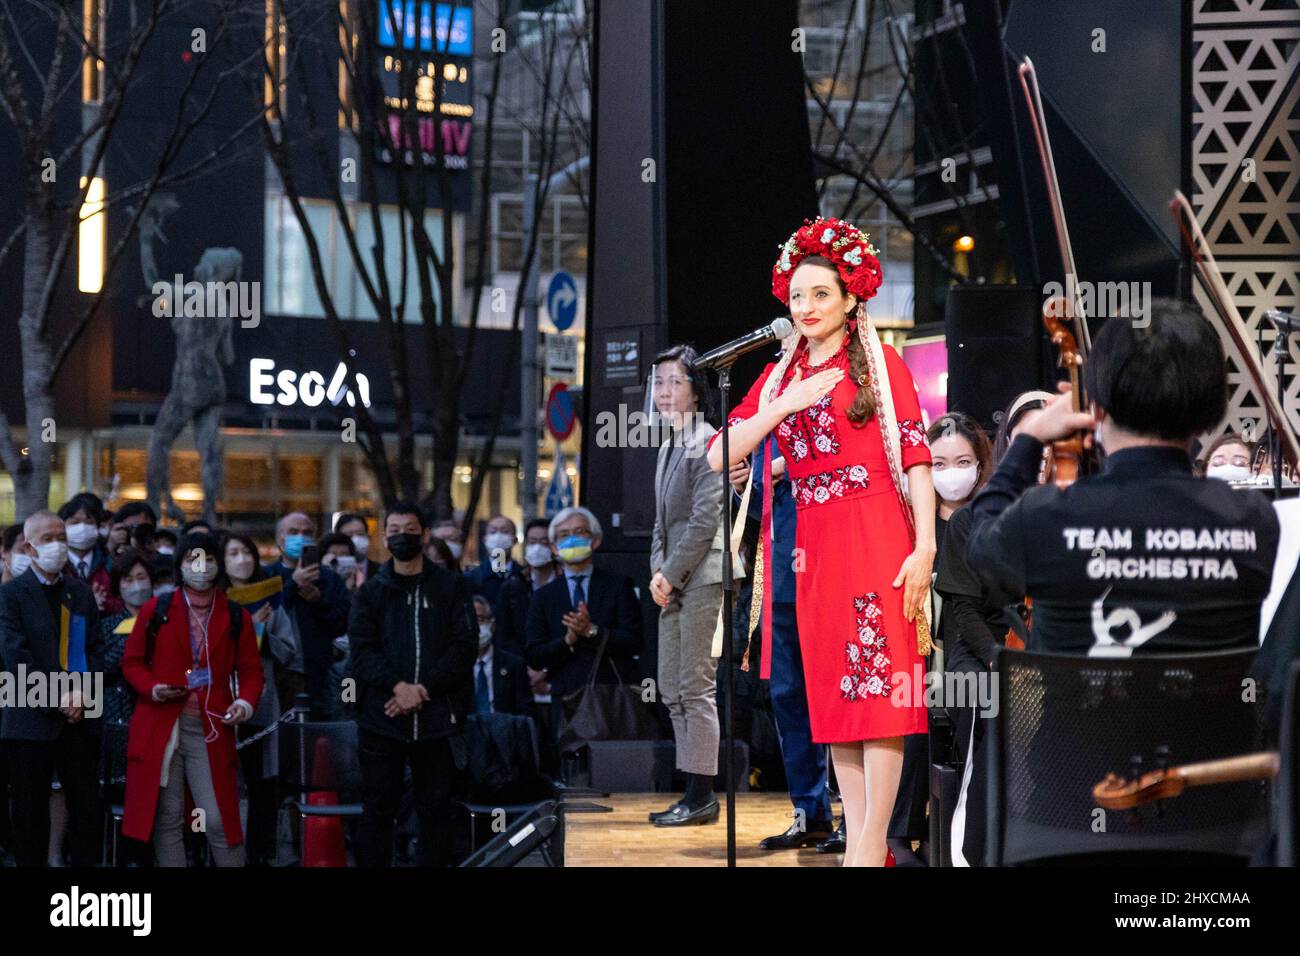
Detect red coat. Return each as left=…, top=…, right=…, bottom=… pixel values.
left=121, top=589, right=263, bottom=844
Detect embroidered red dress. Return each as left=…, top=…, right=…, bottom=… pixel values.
left=728, top=340, right=931, bottom=743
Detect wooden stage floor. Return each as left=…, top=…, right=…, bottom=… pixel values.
left=564, top=792, right=844, bottom=867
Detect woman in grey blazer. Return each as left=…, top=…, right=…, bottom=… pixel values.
left=647, top=345, right=725, bottom=827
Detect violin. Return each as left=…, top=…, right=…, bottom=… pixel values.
left=1018, top=58, right=1095, bottom=488
left=1092, top=751, right=1278, bottom=811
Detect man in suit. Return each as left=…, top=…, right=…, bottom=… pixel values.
left=471, top=595, right=533, bottom=716
left=0, top=510, right=102, bottom=867
left=466, top=515, right=526, bottom=615
left=58, top=492, right=120, bottom=615
left=525, top=507, right=642, bottom=703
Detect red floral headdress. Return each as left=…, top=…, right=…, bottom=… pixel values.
left=771, top=216, right=883, bottom=306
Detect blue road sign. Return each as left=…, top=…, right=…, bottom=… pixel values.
left=546, top=271, right=579, bottom=332
left=544, top=447, right=574, bottom=516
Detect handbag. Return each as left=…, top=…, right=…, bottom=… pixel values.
left=556, top=631, right=660, bottom=752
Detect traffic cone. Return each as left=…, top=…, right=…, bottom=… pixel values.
left=301, top=736, right=346, bottom=867
left=302, top=791, right=347, bottom=866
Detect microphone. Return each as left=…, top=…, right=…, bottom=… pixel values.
left=697, top=317, right=795, bottom=369
left=1264, top=310, right=1300, bottom=335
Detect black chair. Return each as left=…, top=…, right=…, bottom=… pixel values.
left=277, top=716, right=364, bottom=864
left=1277, top=661, right=1300, bottom=867
left=460, top=711, right=554, bottom=851
left=986, top=647, right=1268, bottom=866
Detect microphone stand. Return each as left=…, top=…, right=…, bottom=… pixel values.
left=715, top=357, right=738, bottom=868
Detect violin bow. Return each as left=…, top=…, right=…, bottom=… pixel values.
left=1018, top=56, right=1092, bottom=355
left=1171, top=189, right=1300, bottom=473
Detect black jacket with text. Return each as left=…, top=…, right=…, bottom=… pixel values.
left=965, top=436, right=1279, bottom=656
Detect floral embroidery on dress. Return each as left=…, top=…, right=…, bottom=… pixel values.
left=777, top=393, right=841, bottom=463
left=898, top=418, right=927, bottom=448
left=790, top=463, right=869, bottom=507
left=839, top=592, right=892, bottom=702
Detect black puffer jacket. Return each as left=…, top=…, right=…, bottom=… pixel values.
left=348, top=559, right=477, bottom=742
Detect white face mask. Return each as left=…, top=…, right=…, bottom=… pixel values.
left=445, top=540, right=463, bottom=560
left=121, top=580, right=154, bottom=607
left=65, top=522, right=99, bottom=551
left=478, top=623, right=493, bottom=649
left=182, top=564, right=219, bottom=591
left=932, top=465, right=979, bottom=504
left=1206, top=464, right=1251, bottom=482
left=33, top=541, right=68, bottom=575
left=524, top=542, right=553, bottom=568
left=9, top=552, right=32, bottom=577
left=350, top=535, right=370, bottom=557
left=484, top=531, right=515, bottom=555
left=226, top=554, right=256, bottom=582
left=157, top=545, right=175, bottom=556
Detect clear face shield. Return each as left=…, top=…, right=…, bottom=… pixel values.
left=644, top=360, right=702, bottom=438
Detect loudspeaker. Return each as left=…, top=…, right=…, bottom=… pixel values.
left=458, top=800, right=562, bottom=868
left=943, top=284, right=1052, bottom=434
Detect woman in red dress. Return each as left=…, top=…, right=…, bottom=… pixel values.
left=708, top=217, right=935, bottom=867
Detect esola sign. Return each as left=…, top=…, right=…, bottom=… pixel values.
left=248, top=358, right=372, bottom=408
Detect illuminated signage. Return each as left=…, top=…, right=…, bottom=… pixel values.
left=249, top=358, right=373, bottom=408
left=377, top=2, right=473, bottom=56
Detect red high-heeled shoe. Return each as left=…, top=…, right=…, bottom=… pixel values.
left=885, top=848, right=896, bottom=867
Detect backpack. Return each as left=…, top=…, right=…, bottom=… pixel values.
left=144, top=589, right=242, bottom=667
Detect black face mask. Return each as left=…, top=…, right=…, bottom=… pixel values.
left=387, top=533, right=423, bottom=562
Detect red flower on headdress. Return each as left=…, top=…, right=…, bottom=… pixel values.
left=771, top=216, right=883, bottom=305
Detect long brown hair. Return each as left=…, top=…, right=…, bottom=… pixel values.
left=794, top=255, right=875, bottom=425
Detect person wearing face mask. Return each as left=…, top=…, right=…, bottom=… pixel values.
left=882, top=411, right=995, bottom=865
left=469, top=595, right=533, bottom=717
left=2, top=523, right=27, bottom=583
left=154, top=528, right=179, bottom=557
left=466, top=515, right=525, bottom=613
left=496, top=519, right=558, bottom=657
left=1201, top=432, right=1255, bottom=483
left=268, top=511, right=351, bottom=719
left=100, top=548, right=157, bottom=731
left=220, top=532, right=297, bottom=865
left=931, top=409, right=1021, bottom=868
left=58, top=493, right=121, bottom=616
left=120, top=531, right=263, bottom=866
left=0, top=510, right=103, bottom=867
left=349, top=502, right=478, bottom=866
left=334, top=512, right=378, bottom=587
left=524, top=507, right=643, bottom=737
left=431, top=519, right=465, bottom=569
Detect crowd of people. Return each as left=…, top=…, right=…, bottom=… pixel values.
left=0, top=488, right=645, bottom=867
left=2, top=215, right=1298, bottom=871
